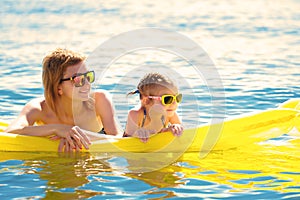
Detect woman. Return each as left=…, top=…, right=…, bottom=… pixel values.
left=5, top=48, right=121, bottom=151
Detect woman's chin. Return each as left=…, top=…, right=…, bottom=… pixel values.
left=74, top=93, right=90, bottom=101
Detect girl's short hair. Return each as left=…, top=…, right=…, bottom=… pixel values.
left=42, top=48, right=86, bottom=116
left=128, top=72, right=178, bottom=98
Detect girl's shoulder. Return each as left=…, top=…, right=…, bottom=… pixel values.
left=127, top=107, right=143, bottom=120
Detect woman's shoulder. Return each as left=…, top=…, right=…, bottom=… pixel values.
left=91, top=90, right=112, bottom=101
left=90, top=90, right=114, bottom=114
left=25, top=97, right=45, bottom=110
left=19, top=97, right=46, bottom=120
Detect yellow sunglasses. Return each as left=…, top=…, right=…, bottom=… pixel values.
left=148, top=93, right=182, bottom=105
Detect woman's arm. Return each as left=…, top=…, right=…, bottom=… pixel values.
left=94, top=91, right=122, bottom=136
left=5, top=98, right=43, bottom=134
left=5, top=99, right=91, bottom=149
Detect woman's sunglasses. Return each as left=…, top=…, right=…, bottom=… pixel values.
left=60, top=71, right=95, bottom=87
left=148, top=93, right=182, bottom=105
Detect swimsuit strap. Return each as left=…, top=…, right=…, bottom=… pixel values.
left=161, top=115, right=167, bottom=128
left=98, top=127, right=107, bottom=135
left=140, top=108, right=147, bottom=128
left=141, top=108, right=167, bottom=128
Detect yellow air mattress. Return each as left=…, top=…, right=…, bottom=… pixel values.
left=0, top=99, right=299, bottom=153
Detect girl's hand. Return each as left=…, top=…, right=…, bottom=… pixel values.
left=170, top=124, right=184, bottom=136
left=134, top=129, right=156, bottom=143
left=160, top=124, right=183, bottom=137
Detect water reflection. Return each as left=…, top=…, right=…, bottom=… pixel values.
left=1, top=136, right=299, bottom=199
left=1, top=0, right=300, bottom=198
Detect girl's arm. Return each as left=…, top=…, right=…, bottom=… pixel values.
left=124, top=110, right=139, bottom=136
left=94, top=91, right=122, bottom=136
left=125, top=110, right=156, bottom=142
left=169, top=112, right=182, bottom=124
left=161, top=112, right=183, bottom=136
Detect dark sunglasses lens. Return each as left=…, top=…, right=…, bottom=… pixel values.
left=86, top=71, right=95, bottom=83
left=163, top=96, right=174, bottom=105
left=176, top=94, right=182, bottom=103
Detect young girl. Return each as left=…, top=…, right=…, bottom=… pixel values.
left=124, top=72, right=183, bottom=142
left=5, top=48, right=121, bottom=151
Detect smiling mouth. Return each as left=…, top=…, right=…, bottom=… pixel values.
left=167, top=109, right=174, bottom=112
left=79, top=90, right=89, bottom=94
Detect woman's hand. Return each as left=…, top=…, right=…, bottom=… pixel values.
left=133, top=128, right=156, bottom=143
left=51, top=125, right=91, bottom=152
left=57, top=138, right=83, bottom=152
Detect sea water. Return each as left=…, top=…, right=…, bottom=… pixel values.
left=0, top=0, right=299, bottom=199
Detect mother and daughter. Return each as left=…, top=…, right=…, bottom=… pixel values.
left=5, top=48, right=184, bottom=151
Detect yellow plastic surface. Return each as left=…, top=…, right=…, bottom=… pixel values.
left=0, top=99, right=300, bottom=153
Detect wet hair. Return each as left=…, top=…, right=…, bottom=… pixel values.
left=128, top=72, right=178, bottom=99
left=42, top=48, right=86, bottom=116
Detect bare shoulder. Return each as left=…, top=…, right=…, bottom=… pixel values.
left=8, top=97, right=45, bottom=127
left=91, top=90, right=112, bottom=103
left=127, top=109, right=140, bottom=121
left=91, top=90, right=114, bottom=116
left=22, top=97, right=45, bottom=113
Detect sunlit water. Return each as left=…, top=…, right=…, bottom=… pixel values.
left=0, top=0, right=299, bottom=199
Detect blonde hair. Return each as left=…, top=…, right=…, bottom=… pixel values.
left=128, top=72, right=178, bottom=98
left=42, top=48, right=86, bottom=116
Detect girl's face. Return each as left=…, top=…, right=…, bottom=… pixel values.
left=59, top=62, right=92, bottom=101
left=146, top=87, right=179, bottom=117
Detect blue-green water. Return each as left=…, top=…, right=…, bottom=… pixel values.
left=0, top=0, right=299, bottom=199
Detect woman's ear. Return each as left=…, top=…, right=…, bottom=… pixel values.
left=58, top=85, right=63, bottom=96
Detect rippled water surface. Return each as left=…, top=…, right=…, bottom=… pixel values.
left=0, top=0, right=299, bottom=199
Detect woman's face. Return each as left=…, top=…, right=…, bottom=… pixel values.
left=60, top=61, right=92, bottom=101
